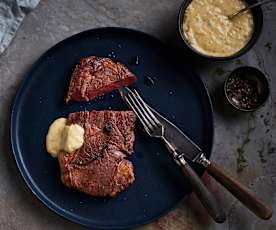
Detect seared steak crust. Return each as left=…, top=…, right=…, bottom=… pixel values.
left=58, top=110, right=136, bottom=197
left=66, top=56, right=137, bottom=102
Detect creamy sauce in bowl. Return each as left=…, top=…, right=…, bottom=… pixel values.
left=183, top=0, right=254, bottom=57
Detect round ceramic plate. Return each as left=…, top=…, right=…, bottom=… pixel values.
left=10, top=27, right=213, bottom=229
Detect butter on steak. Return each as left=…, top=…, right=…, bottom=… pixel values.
left=58, top=110, right=136, bottom=197
left=65, top=56, right=137, bottom=102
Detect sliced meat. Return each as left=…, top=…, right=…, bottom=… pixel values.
left=65, top=56, right=137, bottom=102
left=58, top=110, right=136, bottom=197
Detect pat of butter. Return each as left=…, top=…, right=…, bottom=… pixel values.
left=61, top=124, right=84, bottom=153
left=46, top=118, right=84, bottom=158
left=46, top=118, right=67, bottom=158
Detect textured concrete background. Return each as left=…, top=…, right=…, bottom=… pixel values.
left=0, top=0, right=275, bottom=229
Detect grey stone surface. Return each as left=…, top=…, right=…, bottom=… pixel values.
left=0, top=0, right=275, bottom=229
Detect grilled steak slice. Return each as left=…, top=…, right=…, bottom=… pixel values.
left=58, top=110, right=136, bottom=197
left=65, top=56, right=137, bottom=102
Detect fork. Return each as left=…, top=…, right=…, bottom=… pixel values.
left=119, top=87, right=226, bottom=223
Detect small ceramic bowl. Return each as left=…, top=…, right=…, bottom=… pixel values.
left=178, top=0, right=263, bottom=61
left=224, top=66, right=269, bottom=112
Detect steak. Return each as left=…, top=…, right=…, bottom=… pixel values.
left=58, top=110, right=136, bottom=197
left=65, top=56, right=137, bottom=102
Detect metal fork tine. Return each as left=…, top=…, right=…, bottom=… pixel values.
left=128, top=90, right=159, bottom=128
left=125, top=95, right=153, bottom=133
left=134, top=90, right=161, bottom=125
left=133, top=89, right=162, bottom=126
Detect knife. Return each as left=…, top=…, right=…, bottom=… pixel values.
left=119, top=87, right=226, bottom=223
left=150, top=104, right=273, bottom=220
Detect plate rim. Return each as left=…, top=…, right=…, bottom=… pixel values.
left=10, top=27, right=214, bottom=229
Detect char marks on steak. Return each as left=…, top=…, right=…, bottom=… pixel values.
left=58, top=110, right=136, bottom=197
left=66, top=56, right=137, bottom=102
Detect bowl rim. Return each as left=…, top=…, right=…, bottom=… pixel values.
left=177, top=0, right=264, bottom=61
left=223, top=66, right=270, bottom=112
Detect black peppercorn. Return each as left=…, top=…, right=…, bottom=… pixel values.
left=104, top=122, right=113, bottom=133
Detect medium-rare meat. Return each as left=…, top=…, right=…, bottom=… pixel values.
left=65, top=56, right=137, bottom=102
left=58, top=110, right=136, bottom=197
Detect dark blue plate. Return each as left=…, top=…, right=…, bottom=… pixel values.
left=10, top=27, right=213, bottom=229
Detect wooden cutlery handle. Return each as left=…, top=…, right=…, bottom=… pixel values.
left=181, top=162, right=226, bottom=223
left=206, top=161, right=273, bottom=220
